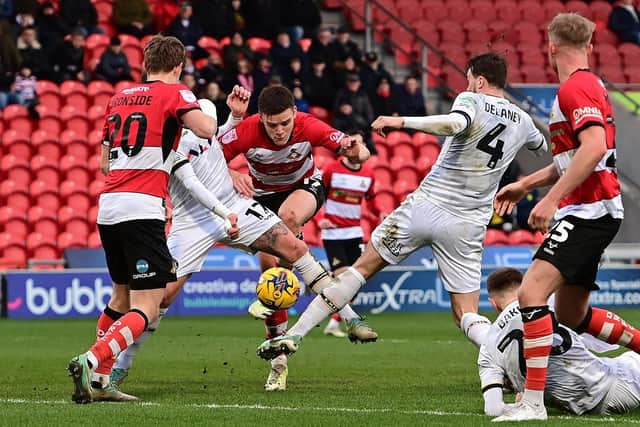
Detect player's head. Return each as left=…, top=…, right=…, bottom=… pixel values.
left=465, top=53, right=507, bottom=93
left=486, top=267, right=523, bottom=311
left=258, top=85, right=297, bottom=146
left=547, top=13, right=595, bottom=72
left=143, top=35, right=186, bottom=82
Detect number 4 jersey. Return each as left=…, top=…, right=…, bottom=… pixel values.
left=419, top=92, right=546, bottom=226
left=98, top=81, right=201, bottom=225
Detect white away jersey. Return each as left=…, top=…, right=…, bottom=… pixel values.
left=169, top=129, right=236, bottom=225
left=419, top=92, right=546, bottom=225
left=479, top=301, right=615, bottom=414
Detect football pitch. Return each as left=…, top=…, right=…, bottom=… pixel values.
left=2, top=311, right=640, bottom=426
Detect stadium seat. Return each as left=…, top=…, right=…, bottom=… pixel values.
left=30, top=154, right=61, bottom=183
left=464, top=21, right=491, bottom=44
left=1, top=244, right=28, bottom=268
left=28, top=206, right=59, bottom=236
left=373, top=166, right=393, bottom=187
left=1, top=152, right=29, bottom=175
left=0, top=231, right=21, bottom=252
left=0, top=206, right=28, bottom=238
left=374, top=143, right=389, bottom=162
left=58, top=231, right=88, bottom=250
left=593, top=28, right=619, bottom=45
left=619, top=43, right=640, bottom=66
left=88, top=104, right=107, bottom=130
left=470, top=0, right=496, bottom=22
left=598, top=66, right=626, bottom=83
left=418, top=143, right=441, bottom=160
left=94, top=0, right=114, bottom=23
left=26, top=231, right=57, bottom=251
left=60, top=80, right=89, bottom=110
left=391, top=141, right=415, bottom=159
left=247, top=37, right=272, bottom=53
left=437, top=20, right=465, bottom=44
left=60, top=131, right=90, bottom=159
left=35, top=105, right=63, bottom=135
left=1, top=129, right=31, bottom=160
left=446, top=0, right=472, bottom=22
left=565, top=0, right=591, bottom=19
left=123, top=46, right=143, bottom=68
left=590, top=1, right=613, bottom=23
left=595, top=44, right=622, bottom=67
left=385, top=130, right=412, bottom=145
left=3, top=104, right=32, bottom=133
left=543, top=1, right=566, bottom=21
left=114, top=80, right=138, bottom=92
left=416, top=156, right=434, bottom=174
left=517, top=1, right=545, bottom=24
left=394, top=179, right=415, bottom=200
left=412, top=132, right=439, bottom=146
left=484, top=229, right=509, bottom=245
left=87, top=231, right=102, bottom=248
left=309, top=106, right=331, bottom=123
left=60, top=106, right=90, bottom=135
left=375, top=190, right=397, bottom=213
left=32, top=128, right=62, bottom=161
left=299, top=38, right=312, bottom=52
left=422, top=3, right=447, bottom=22
left=395, top=169, right=419, bottom=187
left=302, top=220, right=320, bottom=247
left=1, top=181, right=29, bottom=213
left=197, top=35, right=220, bottom=52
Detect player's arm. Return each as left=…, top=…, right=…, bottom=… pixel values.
left=372, top=113, right=469, bottom=137
left=182, top=109, right=217, bottom=140
left=525, top=119, right=549, bottom=157
left=494, top=164, right=560, bottom=216
left=338, top=136, right=370, bottom=164
left=172, top=158, right=239, bottom=239
left=100, top=144, right=110, bottom=176
left=217, top=85, right=250, bottom=136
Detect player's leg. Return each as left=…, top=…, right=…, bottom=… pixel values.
left=596, top=352, right=640, bottom=414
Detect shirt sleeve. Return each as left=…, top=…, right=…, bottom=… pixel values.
left=558, top=78, right=606, bottom=135
left=304, top=115, right=345, bottom=153
left=524, top=118, right=548, bottom=156
left=450, top=91, right=479, bottom=128
left=101, top=103, right=112, bottom=147
left=321, top=162, right=334, bottom=189
left=219, top=121, right=247, bottom=162
left=170, top=84, right=201, bottom=118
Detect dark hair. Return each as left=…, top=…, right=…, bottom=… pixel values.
left=486, top=268, right=523, bottom=295
left=143, top=35, right=186, bottom=74
left=467, top=52, right=508, bottom=88
left=258, top=85, right=295, bottom=115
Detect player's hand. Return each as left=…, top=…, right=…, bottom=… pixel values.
left=494, top=181, right=528, bottom=216
left=317, top=218, right=337, bottom=229
left=339, top=134, right=357, bottom=151
left=371, top=115, right=403, bottom=137
left=225, top=213, right=240, bottom=239
left=527, top=196, right=558, bottom=233
left=231, top=171, right=254, bottom=197
left=248, top=299, right=274, bottom=320
left=227, top=85, right=250, bottom=118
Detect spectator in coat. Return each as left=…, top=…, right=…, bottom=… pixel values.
left=59, top=0, right=100, bottom=35
left=241, top=0, right=281, bottom=39
left=192, top=0, right=234, bottom=39
left=330, top=26, right=362, bottom=67
left=53, top=28, right=88, bottom=83
left=0, top=0, right=13, bottom=21
left=113, top=0, right=154, bottom=39
left=202, top=81, right=230, bottom=122
left=282, top=55, right=306, bottom=89
left=333, top=73, right=375, bottom=152
left=270, top=29, right=305, bottom=77
left=305, top=57, right=334, bottom=110
left=166, top=1, right=207, bottom=60
left=307, top=26, right=335, bottom=67
left=222, top=31, right=254, bottom=74
left=280, top=0, right=321, bottom=41
left=397, top=75, right=426, bottom=117
left=198, top=51, right=225, bottom=87
left=370, top=77, right=400, bottom=117
left=17, top=25, right=51, bottom=79
left=35, top=1, right=69, bottom=54
left=292, top=84, right=310, bottom=112
left=359, top=51, right=393, bottom=101
left=609, top=0, right=640, bottom=45
left=95, top=36, right=132, bottom=84
left=0, top=20, right=20, bottom=100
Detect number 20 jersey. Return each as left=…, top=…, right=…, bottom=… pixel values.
left=479, top=301, right=614, bottom=414
left=419, top=92, right=546, bottom=226
left=98, top=81, right=201, bottom=225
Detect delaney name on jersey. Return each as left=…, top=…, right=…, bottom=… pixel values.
left=484, top=102, right=521, bottom=124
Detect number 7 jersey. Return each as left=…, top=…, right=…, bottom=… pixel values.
left=419, top=92, right=546, bottom=226
left=98, top=81, right=201, bottom=225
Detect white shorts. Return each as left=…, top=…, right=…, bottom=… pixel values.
left=370, top=192, right=486, bottom=294
left=168, top=194, right=281, bottom=277
left=599, top=352, right=640, bottom=414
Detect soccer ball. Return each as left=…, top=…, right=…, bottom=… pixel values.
left=256, top=267, right=301, bottom=310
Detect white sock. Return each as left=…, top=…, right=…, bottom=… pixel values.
left=288, top=268, right=366, bottom=337
left=326, top=317, right=341, bottom=329
left=271, top=353, right=287, bottom=368
left=292, top=251, right=331, bottom=293
left=113, top=308, right=167, bottom=371
left=522, top=389, right=544, bottom=407
left=460, top=312, right=492, bottom=348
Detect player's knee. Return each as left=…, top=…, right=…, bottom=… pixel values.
left=277, top=208, right=302, bottom=233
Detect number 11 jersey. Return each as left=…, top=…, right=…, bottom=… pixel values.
left=98, top=81, right=201, bottom=225
left=419, top=92, right=546, bottom=226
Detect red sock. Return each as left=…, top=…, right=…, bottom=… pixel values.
left=265, top=309, right=288, bottom=338
left=331, top=313, right=341, bottom=322
left=89, top=310, right=148, bottom=368
left=94, top=306, right=124, bottom=375
left=521, top=306, right=554, bottom=393
left=584, top=307, right=640, bottom=352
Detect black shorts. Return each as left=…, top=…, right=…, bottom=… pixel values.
left=533, top=214, right=621, bottom=290
left=254, top=177, right=325, bottom=217
left=98, top=219, right=177, bottom=290
left=323, top=237, right=364, bottom=271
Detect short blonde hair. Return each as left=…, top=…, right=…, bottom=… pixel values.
left=548, top=13, right=596, bottom=48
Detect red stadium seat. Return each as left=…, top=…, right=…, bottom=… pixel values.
left=422, top=3, right=447, bottom=23
left=37, top=81, right=62, bottom=110
left=60, top=106, right=90, bottom=135
left=418, top=143, right=441, bottom=160
left=375, top=190, right=398, bottom=213
left=517, top=1, right=545, bottom=25
left=26, top=231, right=57, bottom=251
left=247, top=37, right=272, bottom=53
left=395, top=169, right=419, bottom=187
left=36, top=80, right=59, bottom=95
left=88, top=231, right=102, bottom=248
left=57, top=231, right=87, bottom=250
left=412, top=132, right=439, bottom=146
left=32, top=128, right=62, bottom=161
left=543, top=1, right=566, bottom=22
left=437, top=20, right=465, bottom=44
left=416, top=156, right=434, bottom=174
left=88, top=104, right=107, bottom=129
left=0, top=206, right=28, bottom=238
left=446, top=1, right=472, bottom=22
left=3, top=104, right=32, bottom=133
left=619, top=43, right=640, bottom=66
left=309, top=106, right=331, bottom=123
left=118, top=33, right=140, bottom=48
left=28, top=206, right=59, bottom=236
left=3, top=159, right=31, bottom=186
left=123, top=46, right=143, bottom=68
left=373, top=166, right=393, bottom=187
left=60, top=181, right=91, bottom=211
left=89, top=179, right=106, bottom=199
left=590, top=1, right=613, bottom=23
left=598, top=66, right=626, bottom=83
left=595, top=44, right=622, bottom=67
left=2, top=129, right=32, bottom=159
left=484, top=229, right=509, bottom=245
left=198, top=36, right=220, bottom=52
left=509, top=229, right=538, bottom=245
left=520, top=65, right=549, bottom=83
left=114, top=80, right=138, bottom=92
left=565, top=0, right=591, bottom=19
left=391, top=141, right=415, bottom=159
left=0, top=232, right=23, bottom=251
left=385, top=130, right=412, bottom=145
left=1, top=245, right=28, bottom=268
left=299, top=38, right=312, bottom=52
left=389, top=155, right=414, bottom=170
left=302, top=220, right=320, bottom=247
left=593, top=28, right=619, bottom=45
left=86, top=33, right=110, bottom=52
left=60, top=131, right=90, bottom=159
left=65, top=218, right=91, bottom=239
left=60, top=80, right=88, bottom=108
left=471, top=0, right=496, bottom=22
left=94, top=0, right=114, bottom=23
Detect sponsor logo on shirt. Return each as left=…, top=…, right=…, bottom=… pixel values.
left=572, top=106, right=603, bottom=124
left=220, top=128, right=237, bottom=144
left=329, top=131, right=345, bottom=142
left=180, top=89, right=197, bottom=103
left=122, top=86, right=149, bottom=94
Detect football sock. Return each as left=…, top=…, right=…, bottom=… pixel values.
left=332, top=313, right=342, bottom=322
left=271, top=353, right=287, bottom=368
left=326, top=317, right=341, bottom=330
left=292, top=252, right=360, bottom=321
left=521, top=305, right=554, bottom=407
left=88, top=309, right=149, bottom=374
left=579, top=306, right=640, bottom=352
left=113, top=308, right=168, bottom=371
left=288, top=268, right=366, bottom=337
left=460, top=312, right=492, bottom=348
left=92, top=305, right=124, bottom=386
left=265, top=309, right=289, bottom=338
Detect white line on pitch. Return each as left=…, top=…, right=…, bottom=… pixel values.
left=0, top=398, right=636, bottom=423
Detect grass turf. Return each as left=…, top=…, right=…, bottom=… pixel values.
left=2, top=311, right=640, bottom=426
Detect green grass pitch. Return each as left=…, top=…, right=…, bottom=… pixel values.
left=2, top=311, right=640, bottom=426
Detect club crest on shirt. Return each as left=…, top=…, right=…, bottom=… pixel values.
left=287, top=148, right=302, bottom=160
left=220, top=128, right=237, bottom=144
left=180, top=89, right=197, bottom=103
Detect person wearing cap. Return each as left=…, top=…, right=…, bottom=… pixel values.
left=36, top=1, right=70, bottom=53
left=281, top=0, right=321, bottom=42
left=113, top=0, right=154, bottom=40
left=95, top=36, right=133, bottom=84
left=333, top=73, right=376, bottom=153
left=270, top=29, right=305, bottom=77
left=304, top=57, right=335, bottom=109
left=165, top=1, right=208, bottom=60
left=308, top=26, right=335, bottom=67
left=329, top=25, right=362, bottom=68
left=359, top=50, right=394, bottom=101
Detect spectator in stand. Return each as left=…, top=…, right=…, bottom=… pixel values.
left=0, top=20, right=20, bottom=102
left=10, top=65, right=37, bottom=109
left=95, top=36, right=132, bottom=84
left=397, top=75, right=426, bottom=118
left=59, top=0, right=101, bottom=35
left=292, top=84, right=309, bottom=112
left=252, top=53, right=273, bottom=112
left=333, top=73, right=375, bottom=153
left=241, top=0, right=281, bottom=39
left=17, top=25, right=52, bottom=80
left=166, top=1, right=208, bottom=60
left=330, top=26, right=362, bottom=68
left=370, top=76, right=399, bottom=117
left=609, top=0, right=640, bottom=45
left=270, top=29, right=305, bottom=77
left=231, top=0, right=246, bottom=34
left=12, top=11, right=33, bottom=37
left=281, top=0, right=321, bottom=42
left=198, top=51, right=225, bottom=87
left=202, top=80, right=230, bottom=121
left=305, top=57, right=334, bottom=110
left=229, top=57, right=254, bottom=95
left=53, top=28, right=88, bottom=83
left=359, top=51, right=393, bottom=101
left=282, top=55, right=306, bottom=89
left=308, top=26, right=335, bottom=68
left=334, top=55, right=359, bottom=90
left=113, top=0, right=154, bottom=40
left=0, top=0, right=13, bottom=22
left=223, top=31, right=254, bottom=74
left=192, top=0, right=234, bottom=40
left=13, top=0, right=38, bottom=17
left=181, top=72, right=199, bottom=96
left=36, top=2, right=69, bottom=54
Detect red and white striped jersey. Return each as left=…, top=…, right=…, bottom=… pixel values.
left=97, top=81, right=201, bottom=225
left=219, top=112, right=344, bottom=196
left=320, top=159, right=378, bottom=240
left=549, top=70, right=623, bottom=220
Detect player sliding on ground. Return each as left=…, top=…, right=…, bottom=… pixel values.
left=480, top=268, right=640, bottom=417
left=257, top=52, right=548, bottom=361
left=109, top=89, right=376, bottom=394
